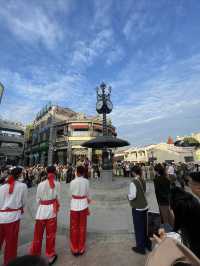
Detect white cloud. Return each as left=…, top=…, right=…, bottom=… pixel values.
left=71, top=29, right=114, bottom=68
left=122, top=2, right=162, bottom=42
left=0, top=1, right=65, bottom=49
left=0, top=68, right=96, bottom=123
left=110, top=53, right=200, bottom=142
left=92, top=1, right=113, bottom=29
left=106, top=46, right=125, bottom=65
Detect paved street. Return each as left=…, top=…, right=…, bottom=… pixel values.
left=0, top=177, right=159, bottom=266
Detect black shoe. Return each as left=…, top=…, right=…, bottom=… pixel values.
left=72, top=252, right=79, bottom=257
left=132, top=246, right=146, bottom=255
left=79, top=251, right=85, bottom=256
left=146, top=241, right=152, bottom=252
left=49, top=254, right=58, bottom=265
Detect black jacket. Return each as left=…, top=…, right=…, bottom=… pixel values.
left=153, top=174, right=171, bottom=205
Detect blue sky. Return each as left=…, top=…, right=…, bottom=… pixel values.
left=1, top=0, right=200, bottom=146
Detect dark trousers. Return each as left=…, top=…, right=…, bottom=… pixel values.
left=132, top=208, right=150, bottom=251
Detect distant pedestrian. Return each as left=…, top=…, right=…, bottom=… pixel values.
left=154, top=164, right=174, bottom=227
left=66, top=164, right=73, bottom=183
left=167, top=163, right=176, bottom=188
left=84, top=157, right=89, bottom=179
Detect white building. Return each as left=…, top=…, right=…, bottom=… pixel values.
left=115, top=143, right=195, bottom=164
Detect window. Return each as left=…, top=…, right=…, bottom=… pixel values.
left=57, top=128, right=64, bottom=137
left=184, top=156, right=194, bottom=162
left=72, top=130, right=89, bottom=136
left=47, top=116, right=52, bottom=124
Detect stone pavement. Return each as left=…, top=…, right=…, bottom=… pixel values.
left=0, top=177, right=159, bottom=266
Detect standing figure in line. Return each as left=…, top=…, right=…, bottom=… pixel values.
left=0, top=167, right=28, bottom=266
left=84, top=157, right=89, bottom=179
left=153, top=163, right=174, bottom=227
left=66, top=163, right=74, bottom=183
left=69, top=165, right=90, bottom=256
left=128, top=165, right=151, bottom=255
left=189, top=172, right=200, bottom=200
left=30, top=166, right=60, bottom=265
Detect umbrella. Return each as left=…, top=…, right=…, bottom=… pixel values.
left=81, top=136, right=130, bottom=149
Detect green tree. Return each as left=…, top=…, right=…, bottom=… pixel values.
left=183, top=137, right=200, bottom=147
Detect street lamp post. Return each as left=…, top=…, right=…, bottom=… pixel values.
left=48, top=115, right=56, bottom=166
left=81, top=82, right=130, bottom=183
left=96, top=82, right=113, bottom=170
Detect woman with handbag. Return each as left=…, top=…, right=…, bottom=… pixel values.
left=128, top=165, right=152, bottom=255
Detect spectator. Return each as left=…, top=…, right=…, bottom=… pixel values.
left=128, top=165, right=151, bottom=254
left=154, top=164, right=174, bottom=227
left=189, top=172, right=200, bottom=199
left=167, top=163, right=176, bottom=187
left=66, top=164, right=74, bottom=183
left=170, top=187, right=200, bottom=258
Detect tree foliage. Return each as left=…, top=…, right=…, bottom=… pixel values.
left=183, top=137, right=200, bottom=147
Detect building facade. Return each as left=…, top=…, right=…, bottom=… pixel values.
left=176, top=132, right=200, bottom=161
left=24, top=104, right=117, bottom=166
left=115, top=143, right=195, bottom=164
left=0, top=119, right=25, bottom=165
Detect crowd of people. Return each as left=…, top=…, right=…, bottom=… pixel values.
left=116, top=161, right=198, bottom=187
left=0, top=160, right=101, bottom=189
left=0, top=161, right=200, bottom=266
left=128, top=162, right=200, bottom=265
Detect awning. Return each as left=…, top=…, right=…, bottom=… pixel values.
left=81, top=136, right=130, bottom=148
left=71, top=124, right=89, bottom=129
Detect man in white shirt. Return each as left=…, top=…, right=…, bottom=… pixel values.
left=167, top=163, right=176, bottom=187
left=167, top=164, right=175, bottom=176
left=69, top=165, right=90, bottom=256
left=128, top=165, right=151, bottom=255
left=29, top=166, right=60, bottom=265
left=0, top=167, right=27, bottom=266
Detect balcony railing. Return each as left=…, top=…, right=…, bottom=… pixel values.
left=0, top=134, right=24, bottom=143
left=0, top=146, right=23, bottom=156
left=0, top=120, right=24, bottom=133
